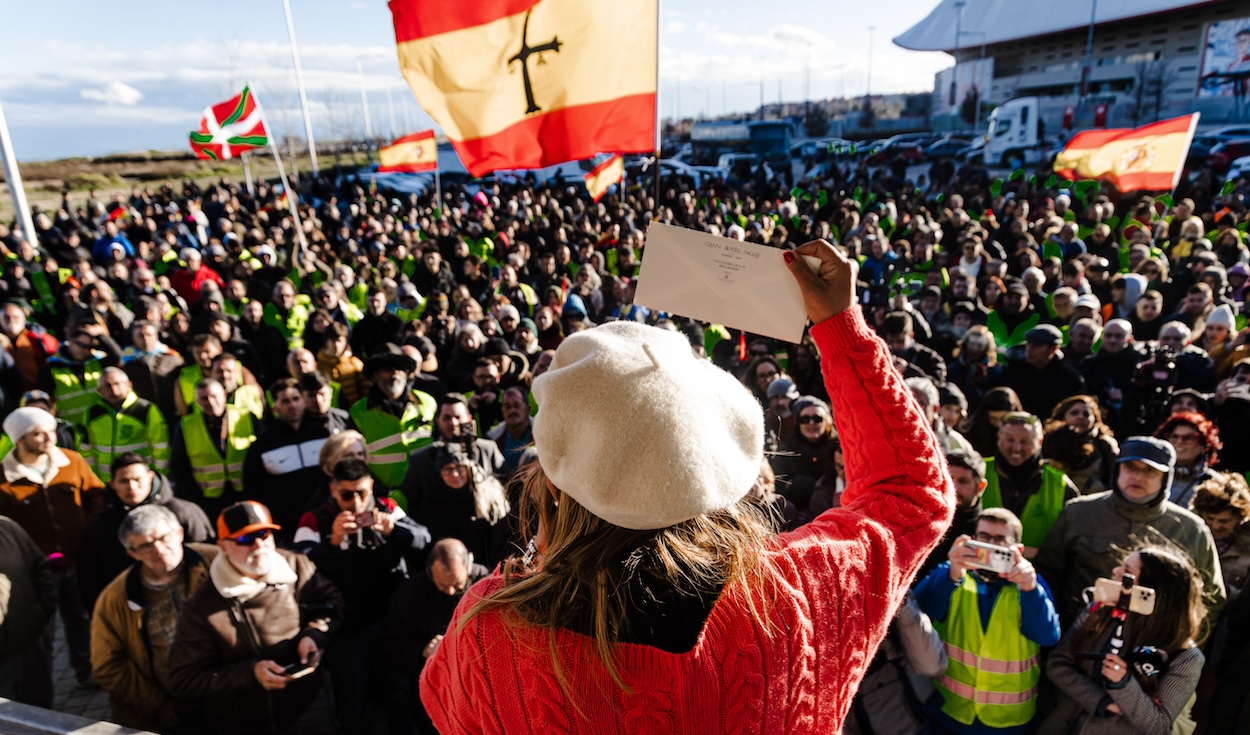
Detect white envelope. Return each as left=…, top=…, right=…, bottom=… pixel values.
left=634, top=222, right=818, bottom=344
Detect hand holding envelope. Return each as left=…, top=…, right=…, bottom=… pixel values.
left=634, top=223, right=856, bottom=343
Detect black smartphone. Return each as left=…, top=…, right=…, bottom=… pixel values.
left=281, top=649, right=321, bottom=679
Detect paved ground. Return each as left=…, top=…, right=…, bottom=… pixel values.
left=49, top=618, right=110, bottom=723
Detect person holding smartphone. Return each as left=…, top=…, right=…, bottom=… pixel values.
left=914, top=507, right=1062, bottom=734
left=1040, top=547, right=1206, bottom=735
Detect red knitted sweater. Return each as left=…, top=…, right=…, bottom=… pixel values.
left=420, top=306, right=954, bottom=733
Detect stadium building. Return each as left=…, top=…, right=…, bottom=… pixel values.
left=895, top=0, right=1250, bottom=132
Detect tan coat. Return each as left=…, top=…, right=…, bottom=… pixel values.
left=0, top=447, right=104, bottom=563
left=90, top=543, right=217, bottom=731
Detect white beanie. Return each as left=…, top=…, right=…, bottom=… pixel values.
left=1207, top=304, right=1235, bottom=329
left=3, top=407, right=57, bottom=442
left=532, top=321, right=763, bottom=530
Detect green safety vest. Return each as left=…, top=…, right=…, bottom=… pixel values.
left=230, top=384, right=266, bottom=420
left=177, top=364, right=204, bottom=408
left=935, top=577, right=1041, bottom=727
left=51, top=356, right=104, bottom=432
left=263, top=297, right=312, bottom=349
left=347, top=282, right=369, bottom=311
left=179, top=406, right=256, bottom=499
left=498, top=282, right=539, bottom=317
left=82, top=393, right=171, bottom=480
left=986, top=311, right=1041, bottom=353
left=348, top=391, right=437, bottom=493
left=982, top=458, right=1068, bottom=552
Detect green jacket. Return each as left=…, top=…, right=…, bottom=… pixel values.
left=1035, top=489, right=1227, bottom=629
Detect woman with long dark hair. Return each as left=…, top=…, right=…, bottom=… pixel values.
left=963, top=386, right=1024, bottom=458
left=1042, top=547, right=1205, bottom=735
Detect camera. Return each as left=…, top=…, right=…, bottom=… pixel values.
left=963, top=540, right=1015, bottom=574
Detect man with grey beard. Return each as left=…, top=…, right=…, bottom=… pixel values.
left=348, top=344, right=438, bottom=493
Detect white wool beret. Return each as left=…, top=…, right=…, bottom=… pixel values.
left=3, top=406, right=57, bottom=442
left=532, top=321, right=763, bottom=530
left=1207, top=304, right=1235, bottom=329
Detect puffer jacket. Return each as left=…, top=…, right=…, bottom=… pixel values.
left=90, top=543, right=217, bottom=731
left=168, top=549, right=343, bottom=735
left=316, top=350, right=368, bottom=406
left=1035, top=486, right=1226, bottom=629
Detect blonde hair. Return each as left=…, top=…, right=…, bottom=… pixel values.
left=465, top=462, right=778, bottom=702
left=318, top=430, right=367, bottom=475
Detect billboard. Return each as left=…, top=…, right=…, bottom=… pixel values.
left=1197, top=18, right=1250, bottom=98
left=933, top=58, right=994, bottom=120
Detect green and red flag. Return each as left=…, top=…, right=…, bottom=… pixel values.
left=189, top=86, right=270, bottom=160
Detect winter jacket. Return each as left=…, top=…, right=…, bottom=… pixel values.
left=90, top=544, right=217, bottom=731
left=0, top=446, right=105, bottom=564
left=241, top=419, right=332, bottom=542
left=1040, top=608, right=1203, bottom=735
left=1035, top=488, right=1226, bottom=629
left=167, top=550, right=343, bottom=735
left=0, top=517, right=55, bottom=661
left=315, top=351, right=368, bottom=407
left=77, top=473, right=214, bottom=612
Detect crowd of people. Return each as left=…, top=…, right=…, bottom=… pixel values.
left=0, top=138, right=1245, bottom=733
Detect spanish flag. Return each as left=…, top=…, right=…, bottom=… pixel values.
left=379, top=130, right=439, bottom=173
left=1053, top=113, right=1200, bottom=192
left=389, top=0, right=657, bottom=177
left=583, top=155, right=623, bottom=202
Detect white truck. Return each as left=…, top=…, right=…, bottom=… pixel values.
left=982, top=97, right=1058, bottom=168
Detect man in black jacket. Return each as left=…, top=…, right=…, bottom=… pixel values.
left=880, top=310, right=947, bottom=385
left=241, top=378, right=331, bottom=543
left=996, top=324, right=1087, bottom=419
left=294, top=459, right=430, bottom=735
left=350, top=287, right=404, bottom=359
left=78, top=453, right=214, bottom=612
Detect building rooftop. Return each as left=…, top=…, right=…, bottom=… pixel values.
left=893, top=0, right=1220, bottom=53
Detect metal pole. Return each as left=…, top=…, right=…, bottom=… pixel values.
left=0, top=100, right=37, bottom=248
left=866, top=26, right=875, bottom=99
left=356, top=59, right=374, bottom=141
left=953, top=0, right=965, bottom=114
left=1083, top=0, right=1098, bottom=100
left=652, top=0, right=662, bottom=209
left=253, top=92, right=309, bottom=253
left=386, top=86, right=397, bottom=139
left=281, top=0, right=319, bottom=176
left=759, top=56, right=765, bottom=120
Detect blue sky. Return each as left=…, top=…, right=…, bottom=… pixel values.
left=1, top=0, right=950, bottom=161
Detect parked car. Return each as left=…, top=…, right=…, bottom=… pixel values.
left=1224, top=154, right=1250, bottom=182
left=1207, top=139, right=1250, bottom=173
left=1188, top=135, right=1221, bottom=167
left=866, top=142, right=925, bottom=166
left=924, top=137, right=972, bottom=159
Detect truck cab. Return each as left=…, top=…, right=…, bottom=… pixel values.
left=983, top=97, right=1053, bottom=168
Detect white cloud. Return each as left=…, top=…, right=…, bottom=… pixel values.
left=79, top=80, right=143, bottom=106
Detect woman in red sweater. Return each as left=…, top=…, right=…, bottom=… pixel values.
left=420, top=239, right=954, bottom=732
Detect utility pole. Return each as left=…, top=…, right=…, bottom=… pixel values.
left=953, top=0, right=966, bottom=111
left=866, top=25, right=876, bottom=99
left=355, top=59, right=373, bottom=142
left=1082, top=0, right=1099, bottom=99
left=759, top=56, right=766, bottom=120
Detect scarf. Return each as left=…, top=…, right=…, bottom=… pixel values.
left=209, top=549, right=297, bottom=603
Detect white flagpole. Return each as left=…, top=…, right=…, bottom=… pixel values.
left=242, top=152, right=256, bottom=196
left=281, top=0, right=319, bottom=177
left=251, top=90, right=309, bottom=255
left=0, top=99, right=38, bottom=248
left=652, top=0, right=662, bottom=208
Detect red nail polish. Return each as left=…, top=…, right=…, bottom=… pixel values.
left=783, top=251, right=795, bottom=265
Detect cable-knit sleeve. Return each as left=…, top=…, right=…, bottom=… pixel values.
left=774, top=306, right=954, bottom=718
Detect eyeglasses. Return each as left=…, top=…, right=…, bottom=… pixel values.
left=1167, top=433, right=1201, bottom=445
left=974, top=532, right=1013, bottom=546
left=798, top=414, right=826, bottom=424
left=755, top=370, right=778, bottom=381
left=231, top=529, right=272, bottom=545
left=440, top=464, right=468, bottom=476
left=130, top=531, right=175, bottom=554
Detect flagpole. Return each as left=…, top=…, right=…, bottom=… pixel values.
left=242, top=152, right=256, bottom=196
left=251, top=90, right=309, bottom=255
left=281, top=0, right=319, bottom=178
left=652, top=0, right=662, bottom=210
left=0, top=99, right=37, bottom=248
left=434, top=145, right=443, bottom=218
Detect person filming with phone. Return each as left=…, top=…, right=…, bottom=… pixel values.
left=914, top=507, right=1062, bottom=734
left=1039, top=546, right=1206, bottom=735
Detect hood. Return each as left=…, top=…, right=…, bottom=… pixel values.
left=1109, top=464, right=1171, bottom=511
left=1120, top=273, right=1147, bottom=312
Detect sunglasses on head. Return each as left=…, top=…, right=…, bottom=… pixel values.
left=231, top=529, right=272, bottom=545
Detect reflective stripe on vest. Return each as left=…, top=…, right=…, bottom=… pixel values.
left=982, top=458, right=1068, bottom=551
left=349, top=391, right=436, bottom=488
left=934, top=576, right=1041, bottom=728
left=180, top=407, right=255, bottom=498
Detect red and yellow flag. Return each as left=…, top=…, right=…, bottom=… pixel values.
left=389, top=0, right=657, bottom=177
left=1053, top=113, right=1200, bottom=192
left=379, top=130, right=439, bottom=173
left=583, top=155, right=623, bottom=202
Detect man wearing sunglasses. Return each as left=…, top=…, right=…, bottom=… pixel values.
left=170, top=500, right=343, bottom=735
left=294, top=459, right=430, bottom=735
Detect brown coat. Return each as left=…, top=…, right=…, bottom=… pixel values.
left=90, top=543, right=218, bottom=731
left=0, top=447, right=104, bottom=563
left=316, top=351, right=368, bottom=406
left=168, top=549, right=343, bottom=735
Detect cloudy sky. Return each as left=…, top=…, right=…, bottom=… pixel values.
left=2, top=0, right=951, bottom=161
